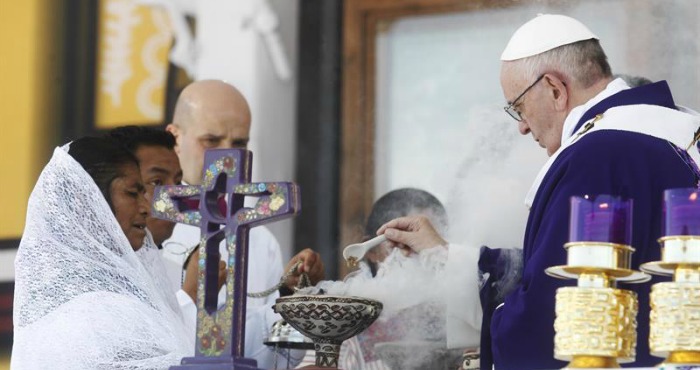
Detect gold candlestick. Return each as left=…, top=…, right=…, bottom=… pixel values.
left=546, top=242, right=650, bottom=368
left=641, top=235, right=700, bottom=366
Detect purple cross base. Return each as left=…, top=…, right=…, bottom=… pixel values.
left=151, top=149, right=301, bottom=369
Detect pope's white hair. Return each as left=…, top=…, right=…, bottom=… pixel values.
left=513, top=39, right=612, bottom=88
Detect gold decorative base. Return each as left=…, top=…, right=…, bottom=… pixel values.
left=565, top=356, right=620, bottom=369
left=662, top=351, right=700, bottom=365
left=650, top=283, right=700, bottom=359
left=554, top=287, right=637, bottom=364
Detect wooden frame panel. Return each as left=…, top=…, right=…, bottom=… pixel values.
left=340, top=0, right=517, bottom=274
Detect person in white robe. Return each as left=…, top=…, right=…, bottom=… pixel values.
left=292, top=188, right=480, bottom=370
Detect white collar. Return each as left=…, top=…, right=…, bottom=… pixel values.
left=560, top=78, right=630, bottom=144
left=525, top=104, right=700, bottom=209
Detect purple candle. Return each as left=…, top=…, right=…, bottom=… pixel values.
left=569, top=195, right=633, bottom=244
left=663, top=188, right=700, bottom=236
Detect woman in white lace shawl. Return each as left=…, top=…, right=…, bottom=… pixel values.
left=11, top=137, right=192, bottom=369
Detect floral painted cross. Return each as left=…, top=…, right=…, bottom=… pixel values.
left=152, top=149, right=300, bottom=368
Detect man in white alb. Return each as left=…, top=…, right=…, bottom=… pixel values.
left=163, top=80, right=324, bottom=369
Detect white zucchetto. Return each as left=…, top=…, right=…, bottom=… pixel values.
left=501, top=14, right=598, bottom=61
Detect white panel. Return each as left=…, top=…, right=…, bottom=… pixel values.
left=193, top=0, right=299, bottom=262
left=0, top=249, right=17, bottom=282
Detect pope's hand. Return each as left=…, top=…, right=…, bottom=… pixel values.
left=377, top=216, right=448, bottom=254
left=283, top=248, right=324, bottom=290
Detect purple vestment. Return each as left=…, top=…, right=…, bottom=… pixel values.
left=483, top=81, right=700, bottom=370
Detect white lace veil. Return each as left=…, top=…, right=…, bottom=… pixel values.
left=11, top=146, right=193, bottom=369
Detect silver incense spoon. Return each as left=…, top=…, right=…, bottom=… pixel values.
left=342, top=234, right=388, bottom=268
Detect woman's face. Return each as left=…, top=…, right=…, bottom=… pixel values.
left=110, top=163, right=149, bottom=251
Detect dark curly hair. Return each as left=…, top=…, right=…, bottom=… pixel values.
left=106, top=125, right=176, bottom=154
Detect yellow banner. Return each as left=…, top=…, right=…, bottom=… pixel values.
left=95, top=0, right=172, bottom=128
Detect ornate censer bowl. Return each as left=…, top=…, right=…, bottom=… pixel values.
left=273, top=294, right=383, bottom=368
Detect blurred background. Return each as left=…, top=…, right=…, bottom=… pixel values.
left=0, top=0, right=698, bottom=367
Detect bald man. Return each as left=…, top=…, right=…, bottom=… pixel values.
left=167, top=80, right=252, bottom=186
left=162, top=80, right=323, bottom=368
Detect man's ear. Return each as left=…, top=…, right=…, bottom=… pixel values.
left=165, top=124, right=181, bottom=154
left=165, top=123, right=178, bottom=136
left=545, top=74, right=568, bottom=112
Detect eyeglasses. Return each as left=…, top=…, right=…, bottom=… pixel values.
left=504, top=74, right=544, bottom=122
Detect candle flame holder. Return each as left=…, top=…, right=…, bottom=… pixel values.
left=641, top=236, right=700, bottom=366
left=640, top=188, right=700, bottom=366
left=545, top=195, right=649, bottom=368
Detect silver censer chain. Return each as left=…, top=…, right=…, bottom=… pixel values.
left=247, top=260, right=309, bottom=298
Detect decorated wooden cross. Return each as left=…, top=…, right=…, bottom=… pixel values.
left=151, top=149, right=300, bottom=369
